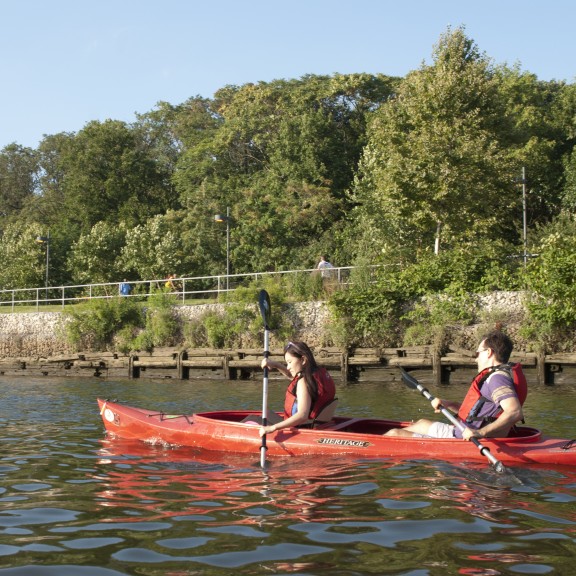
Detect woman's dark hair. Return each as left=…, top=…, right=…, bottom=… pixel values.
left=482, top=330, right=513, bottom=364
left=284, top=341, right=319, bottom=403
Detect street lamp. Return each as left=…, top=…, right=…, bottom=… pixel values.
left=521, top=166, right=528, bottom=268
left=514, top=167, right=528, bottom=267
left=214, top=207, right=230, bottom=291
left=35, top=232, right=50, bottom=301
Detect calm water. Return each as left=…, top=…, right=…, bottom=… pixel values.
left=0, top=375, right=575, bottom=575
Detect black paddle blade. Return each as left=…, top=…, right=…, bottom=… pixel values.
left=258, top=289, right=271, bottom=330
left=399, top=367, right=420, bottom=390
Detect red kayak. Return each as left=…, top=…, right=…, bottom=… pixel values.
left=97, top=398, right=576, bottom=467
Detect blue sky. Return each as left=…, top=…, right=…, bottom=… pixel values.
left=1, top=0, right=574, bottom=150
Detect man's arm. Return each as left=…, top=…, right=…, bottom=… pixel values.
left=462, top=395, right=523, bottom=439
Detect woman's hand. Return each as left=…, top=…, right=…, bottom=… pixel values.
left=259, top=424, right=277, bottom=437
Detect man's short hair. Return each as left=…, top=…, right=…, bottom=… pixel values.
left=482, top=330, right=513, bottom=363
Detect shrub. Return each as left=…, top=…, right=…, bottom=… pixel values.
left=131, top=290, right=180, bottom=351
left=402, top=293, right=476, bottom=348
left=520, top=217, right=576, bottom=351
left=63, top=296, right=144, bottom=351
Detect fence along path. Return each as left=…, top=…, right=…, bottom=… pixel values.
left=0, top=266, right=355, bottom=311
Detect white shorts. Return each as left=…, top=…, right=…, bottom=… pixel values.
left=426, top=422, right=456, bottom=438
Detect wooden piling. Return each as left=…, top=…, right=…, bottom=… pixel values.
left=1, top=344, right=574, bottom=385
left=432, top=346, right=442, bottom=387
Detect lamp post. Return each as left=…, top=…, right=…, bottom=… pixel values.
left=35, top=232, right=50, bottom=302
left=521, top=166, right=528, bottom=268
left=214, top=207, right=230, bottom=291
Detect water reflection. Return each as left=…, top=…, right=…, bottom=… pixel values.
left=95, top=439, right=388, bottom=526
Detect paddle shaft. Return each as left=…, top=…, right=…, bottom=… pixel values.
left=260, top=327, right=270, bottom=468
left=258, top=289, right=272, bottom=468
left=410, top=378, right=505, bottom=473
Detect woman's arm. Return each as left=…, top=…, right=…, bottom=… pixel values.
left=261, top=358, right=292, bottom=379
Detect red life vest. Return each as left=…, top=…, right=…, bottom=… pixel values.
left=283, top=367, right=336, bottom=420
left=457, top=363, right=528, bottom=425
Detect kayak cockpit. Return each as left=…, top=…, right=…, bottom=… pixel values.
left=195, top=411, right=543, bottom=442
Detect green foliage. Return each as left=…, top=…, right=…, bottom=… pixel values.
left=119, top=213, right=184, bottom=280
left=351, top=27, right=523, bottom=262
left=115, top=324, right=140, bottom=355
left=174, top=74, right=395, bottom=274
left=226, top=279, right=292, bottom=338
left=182, top=306, right=256, bottom=350
left=402, top=294, right=476, bottom=348
left=202, top=305, right=256, bottom=348
left=329, top=277, right=404, bottom=347
left=57, top=119, right=179, bottom=233
left=181, top=280, right=294, bottom=349
left=521, top=216, right=576, bottom=350
left=283, top=270, right=325, bottom=301
left=562, top=145, right=576, bottom=211
left=132, top=290, right=180, bottom=351
left=62, top=290, right=181, bottom=353
left=327, top=240, right=524, bottom=348
left=0, top=220, right=49, bottom=290
left=395, top=241, right=523, bottom=296
left=0, top=143, right=38, bottom=216
left=67, top=221, right=128, bottom=284
left=63, top=296, right=144, bottom=351
left=182, top=316, right=209, bottom=348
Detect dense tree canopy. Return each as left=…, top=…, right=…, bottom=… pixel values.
left=0, top=27, right=574, bottom=298
left=0, top=144, right=38, bottom=217
left=350, top=28, right=563, bottom=262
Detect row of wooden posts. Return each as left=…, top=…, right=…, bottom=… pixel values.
left=1, top=345, right=576, bottom=385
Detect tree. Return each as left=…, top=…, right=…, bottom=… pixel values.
left=52, top=120, right=179, bottom=235
left=119, top=213, right=183, bottom=280
left=351, top=27, right=518, bottom=261
left=522, top=215, right=576, bottom=350
left=174, top=74, right=396, bottom=273
left=0, top=220, right=46, bottom=290
left=67, top=221, right=128, bottom=284
left=558, top=83, right=576, bottom=211
left=0, top=143, right=38, bottom=216
left=496, top=67, right=567, bottom=229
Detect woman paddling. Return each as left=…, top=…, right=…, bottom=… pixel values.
left=257, top=340, right=337, bottom=437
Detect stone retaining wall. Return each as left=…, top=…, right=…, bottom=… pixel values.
left=0, top=291, right=526, bottom=358
left=0, top=312, right=74, bottom=358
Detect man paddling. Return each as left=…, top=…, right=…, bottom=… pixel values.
left=385, top=330, right=527, bottom=440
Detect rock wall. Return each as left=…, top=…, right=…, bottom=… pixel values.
left=0, top=292, right=526, bottom=358
left=0, top=312, right=74, bottom=358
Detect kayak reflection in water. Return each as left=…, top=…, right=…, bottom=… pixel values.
left=385, top=329, right=527, bottom=441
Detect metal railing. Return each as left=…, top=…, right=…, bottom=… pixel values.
left=0, top=266, right=355, bottom=312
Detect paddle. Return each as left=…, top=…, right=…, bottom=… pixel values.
left=399, top=367, right=507, bottom=474
left=258, top=289, right=272, bottom=468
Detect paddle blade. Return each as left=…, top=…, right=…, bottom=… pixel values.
left=258, top=289, right=271, bottom=330
left=400, top=367, right=420, bottom=390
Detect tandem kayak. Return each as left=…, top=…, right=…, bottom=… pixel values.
left=97, top=398, right=576, bottom=467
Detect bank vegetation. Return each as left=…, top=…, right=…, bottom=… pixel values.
left=2, top=27, right=576, bottom=353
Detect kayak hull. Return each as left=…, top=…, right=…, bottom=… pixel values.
left=97, top=398, right=576, bottom=467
